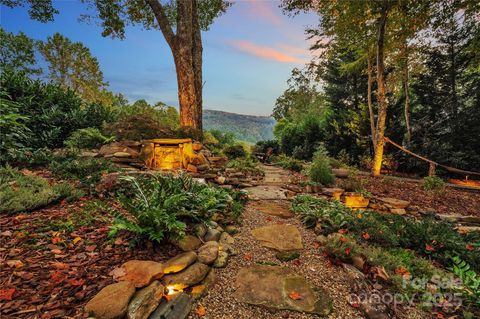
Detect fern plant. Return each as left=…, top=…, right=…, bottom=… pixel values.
left=450, top=256, right=480, bottom=307
left=108, top=173, right=244, bottom=244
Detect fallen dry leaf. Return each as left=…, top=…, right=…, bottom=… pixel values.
left=243, top=253, right=253, bottom=261
left=0, top=288, right=16, bottom=301
left=7, top=259, right=24, bottom=268
left=362, top=232, right=370, bottom=240
left=288, top=291, right=302, bottom=300
left=109, top=267, right=126, bottom=280
left=195, top=305, right=206, bottom=317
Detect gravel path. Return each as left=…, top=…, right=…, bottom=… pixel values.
left=188, top=166, right=364, bottom=319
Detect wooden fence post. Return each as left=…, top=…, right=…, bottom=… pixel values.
left=428, top=163, right=436, bottom=176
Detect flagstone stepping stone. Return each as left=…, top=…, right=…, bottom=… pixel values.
left=162, top=262, right=210, bottom=290
left=117, top=260, right=164, bottom=288
left=85, top=281, right=136, bottom=319
left=127, top=281, right=165, bottom=319
left=197, top=241, right=219, bottom=265
left=322, top=188, right=344, bottom=200
left=251, top=224, right=303, bottom=251
left=376, top=197, right=410, bottom=209
left=246, top=186, right=288, bottom=200
left=250, top=200, right=294, bottom=218
left=163, top=252, right=197, bottom=274
left=234, top=265, right=332, bottom=315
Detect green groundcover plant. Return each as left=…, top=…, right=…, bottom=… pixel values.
left=106, top=173, right=245, bottom=244
left=0, top=166, right=83, bottom=214
left=292, top=195, right=480, bottom=271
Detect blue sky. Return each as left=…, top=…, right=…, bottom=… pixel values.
left=0, top=1, right=317, bottom=116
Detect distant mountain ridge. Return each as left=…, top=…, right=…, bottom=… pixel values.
left=203, top=109, right=276, bottom=143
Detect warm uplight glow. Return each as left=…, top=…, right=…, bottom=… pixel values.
left=166, top=284, right=184, bottom=296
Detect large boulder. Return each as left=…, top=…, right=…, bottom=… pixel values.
left=251, top=224, right=303, bottom=252
left=234, top=265, right=332, bottom=315
left=163, top=252, right=197, bottom=274
left=204, top=229, right=221, bottom=242
left=116, top=260, right=164, bottom=288
left=127, top=281, right=165, bottom=319
left=85, top=281, right=136, bottom=319
left=162, top=262, right=210, bottom=290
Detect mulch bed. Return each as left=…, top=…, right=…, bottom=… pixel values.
left=357, top=175, right=480, bottom=217
left=0, top=198, right=180, bottom=319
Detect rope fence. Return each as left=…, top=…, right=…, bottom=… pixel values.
left=383, top=137, right=480, bottom=178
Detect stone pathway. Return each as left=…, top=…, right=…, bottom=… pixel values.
left=188, top=165, right=362, bottom=318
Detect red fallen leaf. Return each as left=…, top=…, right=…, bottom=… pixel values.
left=351, top=302, right=360, bottom=308
left=345, top=247, right=351, bottom=256
left=395, top=266, right=411, bottom=278
left=51, top=262, right=69, bottom=270
left=362, top=232, right=370, bottom=240
left=51, top=236, right=62, bottom=244
left=69, top=279, right=85, bottom=286
left=425, top=244, right=435, bottom=252
left=195, top=305, right=206, bottom=317
left=338, top=229, right=348, bottom=234
left=0, top=288, right=15, bottom=301
left=339, top=236, right=347, bottom=243
left=50, top=271, right=66, bottom=284
left=292, top=259, right=301, bottom=266
left=97, top=227, right=109, bottom=232
left=244, top=253, right=253, bottom=261
left=313, top=242, right=320, bottom=248
left=85, top=245, right=97, bottom=252
left=265, top=217, right=272, bottom=222
left=288, top=291, right=302, bottom=300
left=466, top=244, right=475, bottom=251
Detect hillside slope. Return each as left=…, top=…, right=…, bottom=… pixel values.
left=203, top=109, right=275, bottom=143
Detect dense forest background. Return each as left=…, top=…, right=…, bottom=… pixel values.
left=272, top=1, right=480, bottom=175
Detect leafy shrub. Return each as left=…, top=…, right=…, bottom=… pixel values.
left=224, top=144, right=247, bottom=159
left=103, top=101, right=179, bottom=140
left=49, top=152, right=116, bottom=189
left=272, top=154, right=303, bottom=172
left=0, top=69, right=111, bottom=150
left=422, top=175, right=446, bottom=192
left=0, top=90, right=31, bottom=164
left=107, top=174, right=244, bottom=244
left=0, top=166, right=81, bottom=214
left=292, top=195, right=352, bottom=229
left=64, top=127, right=115, bottom=149
left=254, top=139, right=280, bottom=155
left=226, top=157, right=264, bottom=176
left=308, top=146, right=334, bottom=185
left=203, top=131, right=219, bottom=145
left=340, top=177, right=364, bottom=192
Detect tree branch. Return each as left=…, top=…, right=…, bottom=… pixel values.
left=145, top=0, right=176, bottom=48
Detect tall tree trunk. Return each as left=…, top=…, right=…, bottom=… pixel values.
left=367, top=55, right=376, bottom=149
left=372, top=6, right=389, bottom=177
left=147, top=0, right=203, bottom=134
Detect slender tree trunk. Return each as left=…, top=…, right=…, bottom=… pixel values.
left=367, top=55, right=376, bottom=149
left=403, top=63, right=411, bottom=143
left=372, top=6, right=389, bottom=177
left=191, top=0, right=203, bottom=134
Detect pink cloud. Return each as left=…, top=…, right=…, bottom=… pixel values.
left=229, top=40, right=306, bottom=64
left=248, top=0, right=284, bottom=26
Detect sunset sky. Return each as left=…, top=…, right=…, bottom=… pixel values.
left=0, top=1, right=317, bottom=116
